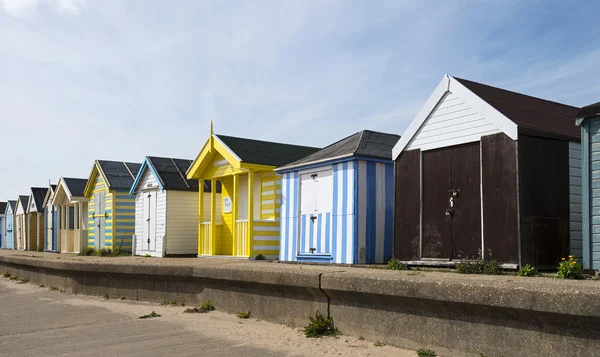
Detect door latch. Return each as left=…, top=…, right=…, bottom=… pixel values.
left=309, top=247, right=316, bottom=253
left=310, top=215, right=317, bottom=221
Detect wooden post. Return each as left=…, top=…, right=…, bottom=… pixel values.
left=198, top=180, right=204, bottom=255
left=247, top=170, right=254, bottom=257
left=232, top=174, right=238, bottom=256
left=210, top=179, right=217, bottom=255
left=36, top=212, right=40, bottom=251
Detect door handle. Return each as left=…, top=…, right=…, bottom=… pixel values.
left=310, top=215, right=317, bottom=221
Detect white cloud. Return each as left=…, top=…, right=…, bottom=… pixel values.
left=0, top=0, right=39, bottom=16
left=56, top=0, right=87, bottom=15
left=0, top=0, right=86, bottom=16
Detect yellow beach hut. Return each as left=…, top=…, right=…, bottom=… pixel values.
left=186, top=124, right=319, bottom=259
left=83, top=160, right=141, bottom=252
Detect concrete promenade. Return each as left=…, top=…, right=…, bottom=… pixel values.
left=1, top=250, right=599, bottom=356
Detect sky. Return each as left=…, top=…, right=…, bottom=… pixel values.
left=0, top=0, right=599, bottom=201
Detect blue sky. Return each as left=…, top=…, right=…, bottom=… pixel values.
left=1, top=0, right=599, bottom=200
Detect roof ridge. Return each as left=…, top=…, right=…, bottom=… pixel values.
left=354, top=130, right=366, bottom=155
left=215, top=133, right=320, bottom=150
left=122, top=161, right=135, bottom=179
left=452, top=76, right=580, bottom=110
left=170, top=158, right=190, bottom=189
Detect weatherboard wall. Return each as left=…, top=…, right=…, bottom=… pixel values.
left=5, top=205, right=15, bottom=249
left=0, top=213, right=5, bottom=249
left=582, top=117, right=600, bottom=270
left=165, top=190, right=199, bottom=255
left=133, top=168, right=166, bottom=257
left=87, top=172, right=135, bottom=251
left=569, top=141, right=583, bottom=261
left=280, top=159, right=393, bottom=264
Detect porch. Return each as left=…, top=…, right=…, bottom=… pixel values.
left=56, top=202, right=88, bottom=254
left=197, top=170, right=280, bottom=259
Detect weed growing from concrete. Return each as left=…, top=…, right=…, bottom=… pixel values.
left=49, top=286, right=59, bottom=291
left=162, top=299, right=185, bottom=307
left=79, top=247, right=96, bottom=256
left=16, top=278, right=28, bottom=284
left=416, top=348, right=436, bottom=357
left=303, top=311, right=339, bottom=338
left=556, top=256, right=584, bottom=279
left=37, top=248, right=44, bottom=252
left=9, top=276, right=18, bottom=281
left=387, top=258, right=407, bottom=270
left=138, top=311, right=161, bottom=319
left=456, top=249, right=502, bottom=275
left=517, top=264, right=538, bottom=277
left=236, top=311, right=251, bottom=319
left=144, top=254, right=151, bottom=257
left=3, top=272, right=10, bottom=278
left=373, top=341, right=385, bottom=347
left=184, top=307, right=209, bottom=313
left=255, top=254, right=266, bottom=260
left=200, top=301, right=215, bottom=311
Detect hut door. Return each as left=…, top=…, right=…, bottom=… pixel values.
left=94, top=192, right=106, bottom=249
left=422, top=143, right=481, bottom=260
left=46, top=207, right=53, bottom=250
left=142, top=190, right=157, bottom=252
left=298, top=169, right=333, bottom=255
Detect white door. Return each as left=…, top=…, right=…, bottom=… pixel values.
left=298, top=169, right=333, bottom=255
left=142, top=190, right=157, bottom=252
left=94, top=192, right=106, bottom=249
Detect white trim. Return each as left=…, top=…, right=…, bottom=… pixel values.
left=213, top=134, right=242, bottom=162
left=253, top=225, right=279, bottom=232
left=392, top=75, right=518, bottom=159
left=253, top=245, right=280, bottom=250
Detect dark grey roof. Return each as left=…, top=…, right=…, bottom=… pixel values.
left=217, top=134, right=320, bottom=167
left=454, top=77, right=580, bottom=141
left=0, top=202, right=6, bottom=214
left=18, top=195, right=29, bottom=211
left=51, top=184, right=57, bottom=192
left=277, top=130, right=400, bottom=171
left=147, top=157, right=199, bottom=191
left=97, top=160, right=141, bottom=190
left=578, top=101, right=600, bottom=119
left=7, top=200, right=16, bottom=213
left=63, top=178, right=88, bottom=197
left=31, top=187, right=48, bottom=212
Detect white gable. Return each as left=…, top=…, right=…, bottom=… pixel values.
left=393, top=75, right=518, bottom=158
left=28, top=194, right=37, bottom=213
left=6, top=205, right=12, bottom=215
left=16, top=200, right=25, bottom=215
left=135, top=166, right=161, bottom=196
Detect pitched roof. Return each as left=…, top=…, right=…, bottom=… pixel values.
left=0, top=202, right=6, bottom=214
left=277, top=130, right=400, bottom=171
left=63, top=178, right=88, bottom=197
left=30, top=187, right=48, bottom=212
left=18, top=195, right=29, bottom=211
left=577, top=101, right=600, bottom=120
left=7, top=200, right=16, bottom=212
left=217, top=134, right=321, bottom=167
left=454, top=77, right=580, bottom=141
left=97, top=160, right=142, bottom=190
left=147, top=157, right=199, bottom=191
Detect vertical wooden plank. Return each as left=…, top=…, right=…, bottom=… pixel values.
left=393, top=149, right=421, bottom=260
left=582, top=122, right=591, bottom=268
left=197, top=181, right=204, bottom=255
left=518, top=135, right=570, bottom=268
left=232, top=174, right=238, bottom=256
left=210, top=179, right=217, bottom=255
left=481, top=133, right=519, bottom=264
left=247, top=170, right=254, bottom=257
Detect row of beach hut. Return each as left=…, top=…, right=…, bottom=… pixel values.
left=1, top=75, right=599, bottom=270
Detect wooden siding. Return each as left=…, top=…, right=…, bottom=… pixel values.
left=569, top=141, right=583, bottom=261
left=585, top=119, right=600, bottom=268
left=252, top=220, right=279, bottom=259
left=406, top=91, right=501, bottom=152
left=87, top=172, right=111, bottom=248
left=280, top=161, right=356, bottom=264
left=356, top=161, right=394, bottom=264
left=481, top=133, right=519, bottom=264
left=393, top=150, right=421, bottom=260
left=5, top=206, right=15, bottom=249
left=165, top=190, right=199, bottom=255
left=0, top=215, right=5, bottom=249
left=26, top=212, right=43, bottom=251
left=260, top=171, right=281, bottom=220
left=134, top=168, right=166, bottom=257
left=518, top=135, right=570, bottom=268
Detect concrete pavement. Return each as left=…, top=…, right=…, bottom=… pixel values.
left=0, top=279, right=414, bottom=357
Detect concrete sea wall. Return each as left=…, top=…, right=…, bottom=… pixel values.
left=1, top=253, right=599, bottom=356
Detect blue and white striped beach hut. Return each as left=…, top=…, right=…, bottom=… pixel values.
left=275, top=130, right=399, bottom=264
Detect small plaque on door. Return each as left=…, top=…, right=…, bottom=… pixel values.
left=223, top=197, right=232, bottom=213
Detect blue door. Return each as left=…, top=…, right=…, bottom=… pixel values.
left=6, top=215, right=14, bottom=249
